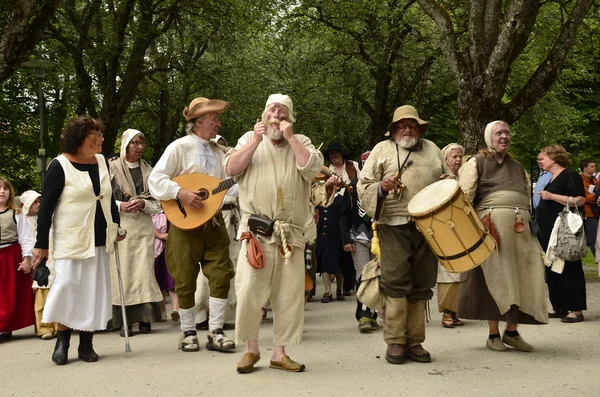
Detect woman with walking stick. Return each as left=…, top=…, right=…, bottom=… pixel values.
left=32, top=116, right=126, bottom=365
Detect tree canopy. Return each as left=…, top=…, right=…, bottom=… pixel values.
left=1, top=0, right=599, bottom=189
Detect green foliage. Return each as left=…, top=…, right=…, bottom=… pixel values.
left=0, top=0, right=598, bottom=190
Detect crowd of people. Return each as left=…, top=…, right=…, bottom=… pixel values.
left=0, top=94, right=594, bottom=372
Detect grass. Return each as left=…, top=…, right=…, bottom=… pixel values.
left=581, top=251, right=599, bottom=281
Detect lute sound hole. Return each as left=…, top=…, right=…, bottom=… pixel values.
left=198, top=188, right=210, bottom=201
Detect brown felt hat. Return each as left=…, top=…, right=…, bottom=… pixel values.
left=183, top=97, right=229, bottom=121
left=384, top=105, right=429, bottom=136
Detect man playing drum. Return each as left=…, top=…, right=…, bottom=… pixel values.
left=358, top=105, right=450, bottom=364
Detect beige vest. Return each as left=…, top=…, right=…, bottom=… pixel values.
left=0, top=209, right=17, bottom=244
left=52, top=154, right=117, bottom=259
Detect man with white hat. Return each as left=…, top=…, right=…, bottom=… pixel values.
left=358, top=105, right=450, bottom=365
left=148, top=97, right=235, bottom=353
left=225, top=93, right=338, bottom=373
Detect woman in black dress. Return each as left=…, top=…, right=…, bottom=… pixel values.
left=536, top=145, right=586, bottom=323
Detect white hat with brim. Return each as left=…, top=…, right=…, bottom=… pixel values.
left=385, top=105, right=429, bottom=137
left=20, top=190, right=41, bottom=215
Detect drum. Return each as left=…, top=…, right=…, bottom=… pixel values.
left=407, top=179, right=495, bottom=273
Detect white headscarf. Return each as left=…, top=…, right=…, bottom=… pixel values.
left=120, top=129, right=144, bottom=159
left=484, top=121, right=505, bottom=150
left=441, top=143, right=464, bottom=161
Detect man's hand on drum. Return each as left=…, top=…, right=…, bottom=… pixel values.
left=325, top=175, right=342, bottom=187
left=381, top=176, right=397, bottom=193
left=177, top=189, right=204, bottom=210
left=343, top=243, right=356, bottom=252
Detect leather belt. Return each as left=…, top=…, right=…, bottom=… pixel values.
left=222, top=203, right=237, bottom=211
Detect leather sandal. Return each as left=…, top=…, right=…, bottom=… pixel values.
left=179, top=331, right=200, bottom=352
left=441, top=313, right=455, bottom=328
left=269, top=355, right=305, bottom=372
left=237, top=352, right=261, bottom=373
left=452, top=314, right=465, bottom=326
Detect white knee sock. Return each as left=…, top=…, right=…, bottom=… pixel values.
left=179, top=307, right=196, bottom=333
left=208, top=297, right=228, bottom=332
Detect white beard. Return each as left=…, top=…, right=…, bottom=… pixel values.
left=396, top=136, right=419, bottom=149
left=266, top=124, right=283, bottom=140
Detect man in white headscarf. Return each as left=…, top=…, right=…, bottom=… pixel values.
left=225, top=94, right=337, bottom=373
left=109, top=129, right=163, bottom=336
left=148, top=97, right=236, bottom=353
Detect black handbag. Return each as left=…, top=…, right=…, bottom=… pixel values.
left=33, top=258, right=50, bottom=287
left=248, top=215, right=275, bottom=237
left=529, top=218, right=540, bottom=237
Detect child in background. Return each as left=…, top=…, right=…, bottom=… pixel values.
left=21, top=190, right=57, bottom=339
left=152, top=211, right=179, bottom=321
left=0, top=177, right=35, bottom=340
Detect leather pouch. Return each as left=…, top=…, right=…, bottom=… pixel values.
left=248, top=214, right=275, bottom=237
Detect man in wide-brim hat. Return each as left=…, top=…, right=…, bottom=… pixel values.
left=317, top=141, right=359, bottom=302
left=357, top=104, right=450, bottom=365
left=148, top=97, right=236, bottom=354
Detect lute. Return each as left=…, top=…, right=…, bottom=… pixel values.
left=161, top=173, right=237, bottom=230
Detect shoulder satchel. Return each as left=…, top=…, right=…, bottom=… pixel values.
left=553, top=197, right=587, bottom=262
left=356, top=258, right=386, bottom=311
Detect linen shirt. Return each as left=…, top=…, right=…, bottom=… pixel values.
left=533, top=171, right=552, bottom=209
left=224, top=132, right=324, bottom=248
left=148, top=134, right=226, bottom=201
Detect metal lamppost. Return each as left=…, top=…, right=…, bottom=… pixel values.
left=23, top=59, right=55, bottom=181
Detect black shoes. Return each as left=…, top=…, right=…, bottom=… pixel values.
left=138, top=322, right=152, bottom=334
left=78, top=331, right=99, bottom=362
left=321, top=293, right=333, bottom=303
left=52, top=329, right=71, bottom=365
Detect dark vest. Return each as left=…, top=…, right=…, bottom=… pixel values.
left=474, top=153, right=528, bottom=206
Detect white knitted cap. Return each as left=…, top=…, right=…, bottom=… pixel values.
left=264, top=94, right=295, bottom=122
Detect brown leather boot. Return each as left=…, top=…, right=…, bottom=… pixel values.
left=407, top=344, right=431, bottom=363
left=386, top=344, right=407, bottom=364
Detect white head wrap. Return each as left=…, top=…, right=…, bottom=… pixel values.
left=441, top=143, right=464, bottom=161
left=484, top=121, right=506, bottom=150
left=264, top=94, right=295, bottom=122
left=120, top=129, right=145, bottom=159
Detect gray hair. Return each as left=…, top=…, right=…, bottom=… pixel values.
left=185, top=115, right=207, bottom=135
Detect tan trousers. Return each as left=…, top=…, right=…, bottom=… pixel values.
left=34, top=289, right=56, bottom=337
left=235, top=241, right=304, bottom=346
left=383, top=296, right=426, bottom=347
left=437, top=282, right=459, bottom=313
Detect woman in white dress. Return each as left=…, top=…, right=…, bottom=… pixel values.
left=33, top=116, right=125, bottom=365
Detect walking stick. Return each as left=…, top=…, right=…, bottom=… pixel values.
left=114, top=234, right=132, bottom=353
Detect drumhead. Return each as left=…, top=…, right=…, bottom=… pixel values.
left=407, top=179, right=459, bottom=216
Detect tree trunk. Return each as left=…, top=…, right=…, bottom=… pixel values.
left=0, top=0, right=61, bottom=83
